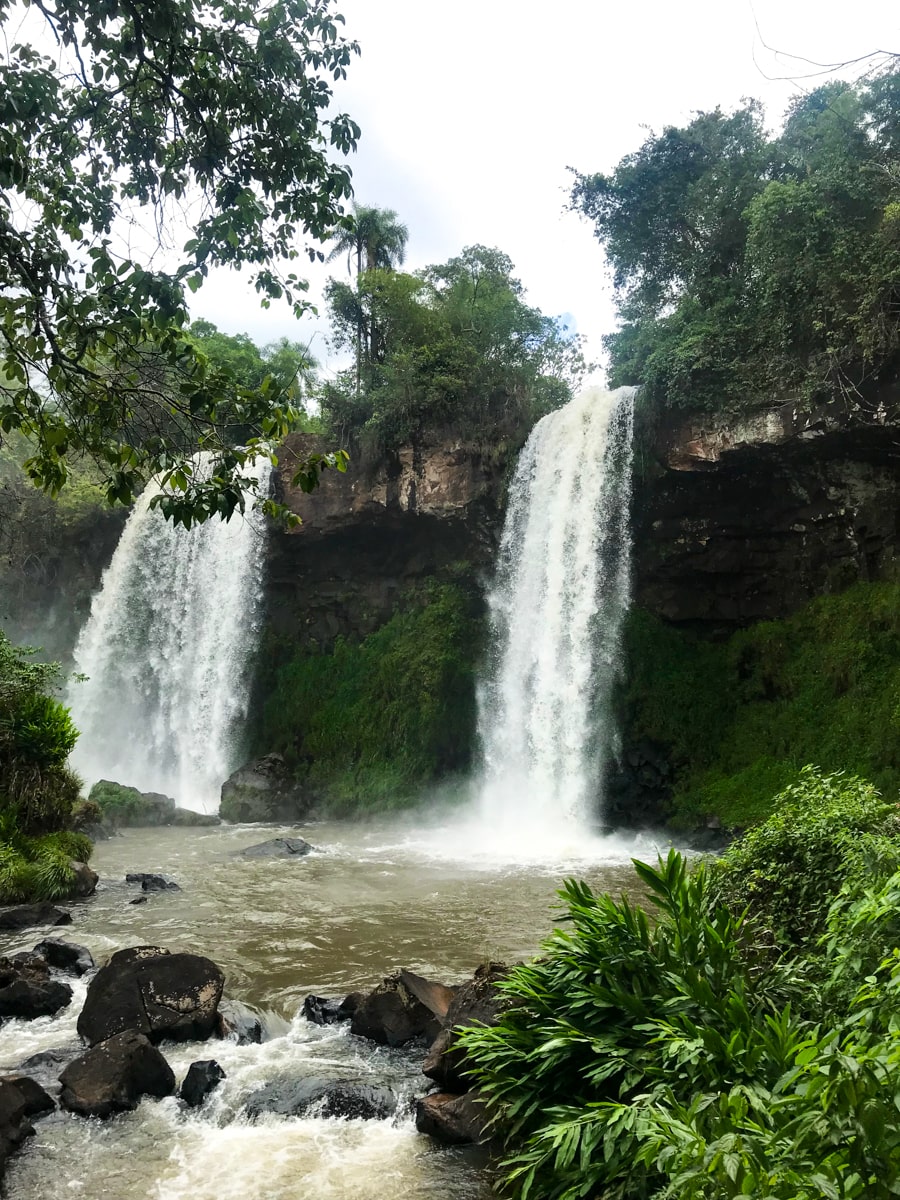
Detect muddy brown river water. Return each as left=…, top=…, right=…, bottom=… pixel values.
left=0, top=817, right=661, bottom=1200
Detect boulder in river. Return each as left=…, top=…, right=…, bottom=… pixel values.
left=216, top=998, right=264, bottom=1044
left=59, top=1030, right=176, bottom=1118
left=88, top=781, right=177, bottom=827
left=219, top=753, right=313, bottom=823
left=0, top=903, right=72, bottom=931
left=77, top=946, right=225, bottom=1046
left=350, top=972, right=443, bottom=1047
left=32, top=938, right=95, bottom=977
left=244, top=1076, right=398, bottom=1121
left=69, top=861, right=99, bottom=897
left=0, top=1076, right=55, bottom=1117
left=179, top=1060, right=225, bottom=1108
left=125, top=873, right=181, bottom=892
left=0, top=956, right=73, bottom=1021
left=422, top=961, right=510, bottom=1092
left=171, top=808, right=221, bottom=826
left=301, top=992, right=362, bottom=1026
left=0, top=1078, right=35, bottom=1180
left=238, top=837, right=313, bottom=859
left=415, top=1090, right=490, bottom=1145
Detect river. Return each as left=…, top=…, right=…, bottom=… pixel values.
left=0, top=819, right=655, bottom=1200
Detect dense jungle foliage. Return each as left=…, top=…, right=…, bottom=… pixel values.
left=254, top=580, right=483, bottom=812
left=621, top=581, right=900, bottom=828
left=0, top=632, right=92, bottom=902
left=319, top=244, right=589, bottom=449
left=572, top=69, right=900, bottom=415
left=461, top=768, right=900, bottom=1200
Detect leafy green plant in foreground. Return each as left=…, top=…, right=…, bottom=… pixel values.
left=461, top=812, right=900, bottom=1199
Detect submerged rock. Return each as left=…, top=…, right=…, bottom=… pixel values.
left=244, top=1077, right=398, bottom=1121
left=77, top=946, right=225, bottom=1046
left=32, top=938, right=95, bottom=977
left=179, top=1060, right=225, bottom=1108
left=216, top=999, right=264, bottom=1044
left=0, top=957, right=73, bottom=1021
left=350, top=972, right=443, bottom=1048
left=238, top=837, right=313, bottom=859
left=0, top=904, right=72, bottom=931
left=59, top=1030, right=175, bottom=1118
left=219, top=754, right=313, bottom=823
left=415, top=1090, right=490, bottom=1145
left=125, top=873, right=181, bottom=892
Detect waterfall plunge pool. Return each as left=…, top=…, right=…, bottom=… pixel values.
left=0, top=819, right=656, bottom=1200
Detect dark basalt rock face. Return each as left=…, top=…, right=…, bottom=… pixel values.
left=0, top=1078, right=35, bottom=1180
left=0, top=904, right=72, bottom=931
left=32, top=938, right=95, bottom=977
left=244, top=1077, right=398, bottom=1122
left=77, top=946, right=225, bottom=1046
left=422, top=962, right=509, bottom=1093
left=59, top=1031, right=176, bottom=1118
left=350, top=972, right=443, bottom=1048
left=0, top=956, right=73, bottom=1020
left=179, top=1060, right=225, bottom=1108
left=415, top=1090, right=490, bottom=1145
left=633, top=401, right=900, bottom=631
left=219, top=754, right=313, bottom=824
left=0, top=1076, right=55, bottom=1117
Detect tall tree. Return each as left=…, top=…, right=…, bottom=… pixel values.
left=0, top=0, right=358, bottom=525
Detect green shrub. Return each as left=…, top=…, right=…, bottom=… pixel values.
left=708, top=767, right=900, bottom=950
left=0, top=822, right=93, bottom=903
left=5, top=693, right=79, bottom=766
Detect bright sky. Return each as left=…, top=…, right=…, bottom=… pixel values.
left=190, top=0, right=897, bottom=381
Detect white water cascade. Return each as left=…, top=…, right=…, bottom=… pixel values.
left=476, top=386, right=635, bottom=840
left=69, top=455, right=271, bottom=810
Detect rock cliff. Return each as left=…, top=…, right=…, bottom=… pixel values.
left=632, top=398, right=900, bottom=630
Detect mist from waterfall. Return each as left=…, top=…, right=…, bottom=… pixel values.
left=475, top=386, right=635, bottom=840
left=69, top=455, right=271, bottom=811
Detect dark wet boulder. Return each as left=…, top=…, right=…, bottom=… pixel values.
left=69, top=861, right=99, bottom=897
left=0, top=1078, right=35, bottom=1178
left=350, top=972, right=443, bottom=1048
left=17, top=1047, right=75, bottom=1076
left=59, top=1030, right=176, bottom=1118
left=125, top=873, right=181, bottom=892
left=216, top=999, right=264, bottom=1045
left=77, top=946, right=225, bottom=1046
left=237, top=837, right=313, bottom=859
left=219, top=754, right=313, bottom=823
left=0, top=956, right=73, bottom=1020
left=302, top=992, right=362, bottom=1026
left=244, top=1076, right=397, bottom=1121
left=129, top=895, right=150, bottom=905
left=179, top=1060, right=225, bottom=1108
left=415, top=1090, right=490, bottom=1145
left=423, top=962, right=510, bottom=1091
left=1, top=1076, right=55, bottom=1117
left=399, top=970, right=457, bottom=1023
left=33, top=938, right=95, bottom=977
left=0, top=903, right=72, bottom=931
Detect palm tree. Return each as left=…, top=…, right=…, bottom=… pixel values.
left=327, top=203, right=409, bottom=278
left=327, top=205, right=409, bottom=390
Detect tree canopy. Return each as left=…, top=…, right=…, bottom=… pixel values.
left=571, top=69, right=900, bottom=416
left=320, top=244, right=589, bottom=447
left=0, top=0, right=358, bottom=524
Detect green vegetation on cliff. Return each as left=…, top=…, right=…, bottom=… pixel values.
left=462, top=770, right=900, bottom=1199
left=256, top=580, right=483, bottom=811
left=0, top=631, right=92, bottom=902
left=572, top=69, right=900, bottom=416
left=320, top=243, right=589, bottom=449
left=622, top=581, right=900, bottom=827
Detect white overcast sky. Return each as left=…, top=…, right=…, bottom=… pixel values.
left=190, top=0, right=897, bottom=381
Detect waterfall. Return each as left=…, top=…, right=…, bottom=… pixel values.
left=69, top=455, right=271, bottom=811
left=476, top=386, right=635, bottom=837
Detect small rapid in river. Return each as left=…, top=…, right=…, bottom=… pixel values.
left=0, top=822, right=651, bottom=1200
